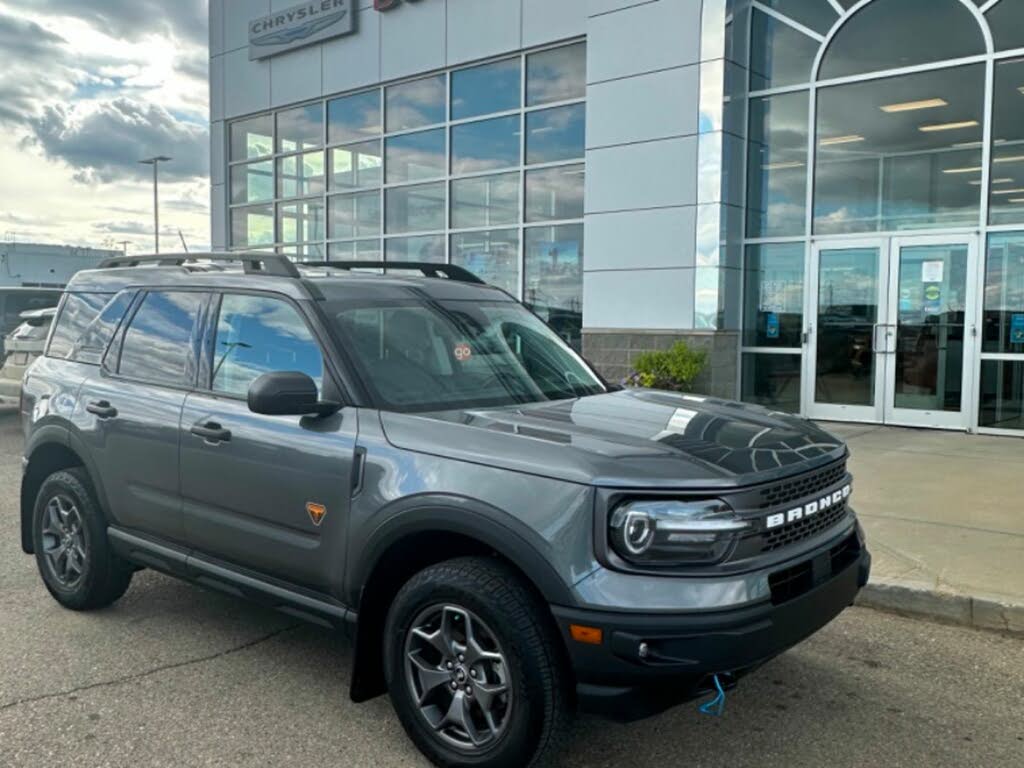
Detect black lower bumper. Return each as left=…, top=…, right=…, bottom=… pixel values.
left=552, top=535, right=871, bottom=722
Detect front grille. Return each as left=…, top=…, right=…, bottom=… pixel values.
left=757, top=460, right=847, bottom=510
left=762, top=501, right=848, bottom=553
left=768, top=531, right=861, bottom=605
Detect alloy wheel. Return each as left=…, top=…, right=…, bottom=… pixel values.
left=40, top=494, right=88, bottom=588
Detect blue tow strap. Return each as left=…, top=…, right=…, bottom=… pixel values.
left=698, top=674, right=727, bottom=717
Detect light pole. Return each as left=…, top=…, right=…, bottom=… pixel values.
left=139, top=156, right=172, bottom=254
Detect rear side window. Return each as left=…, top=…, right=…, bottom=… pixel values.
left=118, top=291, right=205, bottom=386
left=73, top=292, right=135, bottom=365
left=47, top=293, right=113, bottom=361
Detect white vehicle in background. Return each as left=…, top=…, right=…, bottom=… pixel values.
left=0, top=307, right=56, bottom=402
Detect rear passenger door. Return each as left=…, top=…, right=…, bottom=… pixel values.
left=179, top=291, right=358, bottom=593
left=79, top=289, right=209, bottom=545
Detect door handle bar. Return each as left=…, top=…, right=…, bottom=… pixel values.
left=190, top=422, right=232, bottom=443
left=86, top=400, right=118, bottom=419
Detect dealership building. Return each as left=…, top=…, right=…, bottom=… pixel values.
left=208, top=0, right=1024, bottom=435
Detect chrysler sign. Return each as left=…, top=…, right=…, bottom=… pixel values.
left=249, top=0, right=355, bottom=60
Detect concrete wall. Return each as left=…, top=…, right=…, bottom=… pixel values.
left=0, top=244, right=118, bottom=288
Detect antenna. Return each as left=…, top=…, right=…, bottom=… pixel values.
left=178, top=229, right=190, bottom=254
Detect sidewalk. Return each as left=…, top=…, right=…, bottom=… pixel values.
left=819, top=422, right=1024, bottom=634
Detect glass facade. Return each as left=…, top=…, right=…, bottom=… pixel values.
left=228, top=41, right=586, bottom=347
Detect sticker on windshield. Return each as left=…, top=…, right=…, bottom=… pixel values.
left=454, top=342, right=472, bottom=362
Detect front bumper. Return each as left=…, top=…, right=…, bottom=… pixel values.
left=551, top=530, right=871, bottom=721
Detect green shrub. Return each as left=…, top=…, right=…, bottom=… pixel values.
left=625, top=341, right=707, bottom=392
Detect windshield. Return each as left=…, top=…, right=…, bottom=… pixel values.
left=328, top=299, right=605, bottom=411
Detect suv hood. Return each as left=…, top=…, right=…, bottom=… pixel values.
left=379, top=389, right=845, bottom=489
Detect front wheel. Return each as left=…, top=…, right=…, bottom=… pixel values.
left=384, top=557, right=572, bottom=768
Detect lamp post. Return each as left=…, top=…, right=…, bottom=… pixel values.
left=138, top=156, right=172, bottom=254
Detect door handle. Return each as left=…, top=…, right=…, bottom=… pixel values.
left=190, top=421, right=232, bottom=443
left=86, top=400, right=118, bottom=419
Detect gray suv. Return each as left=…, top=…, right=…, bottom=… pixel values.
left=20, top=254, right=870, bottom=768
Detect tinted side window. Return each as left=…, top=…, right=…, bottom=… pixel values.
left=119, top=291, right=204, bottom=386
left=212, top=294, right=324, bottom=397
left=47, top=293, right=113, bottom=360
left=73, top=292, right=135, bottom=365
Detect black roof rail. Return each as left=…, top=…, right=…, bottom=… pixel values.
left=299, top=261, right=486, bottom=284
left=97, top=252, right=301, bottom=278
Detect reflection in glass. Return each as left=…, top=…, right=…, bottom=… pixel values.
left=893, top=244, right=968, bottom=412
left=526, top=42, right=586, bottom=107
left=749, top=8, right=820, bottom=90
left=979, top=360, right=1024, bottom=431
left=746, top=91, right=808, bottom=238
left=815, top=248, right=880, bottom=407
left=451, top=172, right=519, bottom=229
left=451, top=229, right=520, bottom=295
left=277, top=151, right=325, bottom=198
left=231, top=161, right=273, bottom=204
left=760, top=0, right=838, bottom=35
left=119, top=292, right=203, bottom=386
left=386, top=235, right=445, bottom=263
left=329, top=191, right=380, bottom=239
left=451, top=116, right=520, bottom=174
left=277, top=103, right=323, bottom=153
left=452, top=58, right=520, bottom=120
left=231, top=115, right=273, bottom=160
left=983, top=233, right=1024, bottom=354
left=741, top=353, right=802, bottom=413
left=328, top=90, right=382, bottom=144
left=330, top=141, right=382, bottom=190
left=524, top=224, right=583, bottom=349
left=989, top=59, right=1024, bottom=226
left=385, top=182, right=445, bottom=234
left=526, top=165, right=584, bottom=223
left=814, top=65, right=984, bottom=235
left=526, top=104, right=585, bottom=164
left=386, top=74, right=446, bottom=132
left=328, top=239, right=382, bottom=262
left=278, top=200, right=326, bottom=244
left=818, top=0, right=984, bottom=81
left=385, top=129, right=445, bottom=183
left=278, top=243, right=326, bottom=261
left=231, top=204, right=274, bottom=247
left=743, top=243, right=804, bottom=348
left=986, top=1, right=1024, bottom=52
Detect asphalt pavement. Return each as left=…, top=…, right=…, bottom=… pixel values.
left=0, top=410, right=1021, bottom=768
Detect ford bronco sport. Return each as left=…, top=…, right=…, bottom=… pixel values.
left=21, top=254, right=870, bottom=768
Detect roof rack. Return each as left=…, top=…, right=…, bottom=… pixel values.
left=97, top=252, right=301, bottom=278
left=299, top=261, right=486, bottom=284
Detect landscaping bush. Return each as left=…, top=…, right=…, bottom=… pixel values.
left=624, top=341, right=707, bottom=392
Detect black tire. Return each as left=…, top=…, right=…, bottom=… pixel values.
left=32, top=467, right=133, bottom=611
left=384, top=557, right=573, bottom=768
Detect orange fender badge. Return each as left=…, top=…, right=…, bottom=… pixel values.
left=306, top=502, right=327, bottom=526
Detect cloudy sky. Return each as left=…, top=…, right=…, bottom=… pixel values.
left=0, top=0, right=210, bottom=253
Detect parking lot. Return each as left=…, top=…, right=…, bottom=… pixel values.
left=0, top=409, right=1021, bottom=768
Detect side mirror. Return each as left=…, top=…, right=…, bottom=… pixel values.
left=247, top=371, right=339, bottom=417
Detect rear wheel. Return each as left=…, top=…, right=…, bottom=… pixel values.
left=32, top=468, right=133, bottom=610
left=384, top=557, right=572, bottom=768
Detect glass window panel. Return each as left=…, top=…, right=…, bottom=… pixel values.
left=230, top=114, right=273, bottom=160
left=526, top=42, right=585, bottom=106
left=986, top=1, right=1024, bottom=52
left=119, top=291, right=203, bottom=386
left=385, top=234, right=445, bottom=263
left=451, top=229, right=520, bottom=295
left=526, top=165, right=584, bottom=223
left=989, top=59, right=1024, bottom=226
left=452, top=58, right=521, bottom=120
left=451, top=116, right=521, bottom=174
left=741, top=353, right=802, bottom=413
left=743, top=243, right=804, bottom=348
left=231, top=160, right=273, bottom=204
left=277, top=151, right=325, bottom=198
left=328, top=90, right=382, bottom=144
left=979, top=360, right=1024, bottom=431
left=385, top=129, right=445, bottom=183
left=47, top=292, right=114, bottom=361
left=819, top=0, right=984, bottom=81
left=385, top=182, right=445, bottom=234
left=231, top=204, right=274, bottom=247
left=386, top=74, right=446, bottom=132
left=749, top=8, right=820, bottom=90
left=814, top=65, right=984, bottom=235
left=329, top=191, right=381, bottom=239
left=278, top=243, right=327, bottom=261
left=451, top=172, right=520, bottom=229
left=524, top=223, right=583, bottom=349
left=329, top=239, right=382, bottom=262
left=525, top=104, right=585, bottom=164
left=278, top=199, right=326, bottom=243
left=276, top=103, right=323, bottom=153
left=330, top=140, right=382, bottom=190
left=760, top=0, right=838, bottom=35
left=983, top=233, right=1024, bottom=354
left=746, top=91, right=808, bottom=238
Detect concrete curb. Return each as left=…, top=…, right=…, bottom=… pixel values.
left=857, top=579, right=1024, bottom=636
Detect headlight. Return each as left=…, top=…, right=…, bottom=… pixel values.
left=608, top=499, right=748, bottom=566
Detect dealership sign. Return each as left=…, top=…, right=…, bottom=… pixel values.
left=249, top=0, right=355, bottom=60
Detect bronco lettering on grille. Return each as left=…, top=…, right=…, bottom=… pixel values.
left=765, top=484, right=851, bottom=529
